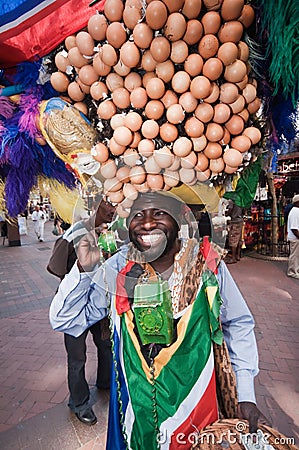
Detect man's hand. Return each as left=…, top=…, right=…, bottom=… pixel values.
left=77, top=225, right=108, bottom=272
left=238, top=402, right=270, bottom=434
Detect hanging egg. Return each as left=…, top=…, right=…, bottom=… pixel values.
left=206, top=123, right=224, bottom=142
left=73, top=102, right=88, bottom=115
left=113, top=126, right=133, bottom=146
left=213, top=103, right=231, bottom=123
left=141, top=120, right=160, bottom=139
left=225, top=114, right=244, bottom=135
left=55, top=52, right=70, bottom=72
left=190, top=76, right=212, bottom=99
left=229, top=94, right=245, bottom=114
left=224, top=59, right=247, bottom=83
left=123, top=148, right=141, bottom=167
left=138, top=139, right=155, bottom=157
left=184, top=53, right=204, bottom=77
left=242, top=126, right=261, bottom=144
left=223, top=148, right=243, bottom=167
left=170, top=40, right=189, bottom=64
left=124, top=112, right=143, bottom=131
left=100, top=44, right=118, bottom=66
left=201, top=11, right=221, bottom=34
left=129, top=166, right=147, bottom=184
left=202, top=57, right=223, bottom=81
left=150, top=37, right=171, bottom=63
left=192, top=135, right=207, bottom=152
left=164, top=13, right=187, bottom=41
left=130, top=87, right=148, bottom=108
left=147, top=174, right=164, bottom=190
left=173, top=137, right=192, bottom=157
left=141, top=50, right=157, bottom=72
left=179, top=168, right=197, bottom=184
left=238, top=4, right=255, bottom=29
left=112, top=87, right=130, bottom=108
left=106, top=22, right=127, bottom=48
left=123, top=183, right=139, bottom=201
left=68, top=81, right=85, bottom=101
left=113, top=59, right=131, bottom=76
left=204, top=142, right=223, bottom=159
left=97, top=100, right=117, bottom=120
left=161, top=90, right=178, bottom=108
left=182, top=0, right=202, bottom=18
left=90, top=81, right=108, bottom=101
left=217, top=42, right=238, bottom=65
left=146, top=1, right=168, bottom=30
left=91, top=142, right=109, bottom=163
left=100, top=159, right=117, bottom=178
left=197, top=168, right=211, bottom=181
left=179, top=92, right=198, bottom=113
left=224, top=164, right=238, bottom=174
left=145, top=100, right=165, bottom=120
left=120, top=42, right=140, bottom=68
left=106, top=73, right=124, bottom=91
left=153, top=147, right=174, bottom=168
left=155, top=60, right=175, bottom=83
left=195, top=152, right=210, bottom=171
left=198, top=34, right=219, bottom=59
left=142, top=72, right=156, bottom=87
left=76, top=31, right=95, bottom=56
left=247, top=98, right=261, bottom=114
left=163, top=170, right=180, bottom=187
left=146, top=77, right=165, bottom=99
left=171, top=71, right=191, bottom=94
left=162, top=0, right=184, bottom=13
left=104, top=0, right=124, bottom=22
left=166, top=104, right=185, bottom=124
left=67, top=47, right=87, bottom=68
left=195, top=102, right=214, bottom=123
left=221, top=0, right=244, bottom=21
left=218, top=21, right=244, bottom=43
left=78, top=64, right=98, bottom=85
left=124, top=72, right=142, bottom=92
left=65, top=35, right=76, bottom=50
left=110, top=113, right=125, bottom=130
left=204, top=82, right=220, bottom=103
left=133, top=23, right=153, bottom=49
left=231, top=135, right=252, bottom=153
left=93, top=54, right=111, bottom=76
left=181, top=151, right=197, bottom=169
left=123, top=5, right=142, bottom=29
left=88, top=14, right=108, bottom=41
left=109, top=189, right=125, bottom=204
left=185, top=116, right=204, bottom=138
left=238, top=108, right=249, bottom=122
left=219, top=82, right=239, bottom=103
left=109, top=137, right=126, bottom=156
left=131, top=132, right=142, bottom=149
left=209, top=157, right=225, bottom=173
left=183, top=20, right=203, bottom=46
left=145, top=156, right=162, bottom=174
left=50, top=72, right=70, bottom=92
left=238, top=41, right=249, bottom=62
left=104, top=177, right=123, bottom=194
left=116, top=166, right=131, bottom=183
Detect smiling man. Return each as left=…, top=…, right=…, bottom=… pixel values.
left=49, top=190, right=263, bottom=450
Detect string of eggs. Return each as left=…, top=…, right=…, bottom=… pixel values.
left=49, top=0, right=262, bottom=217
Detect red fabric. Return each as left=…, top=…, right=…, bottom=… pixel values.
left=200, top=236, right=219, bottom=274
left=115, top=260, right=136, bottom=315
left=0, top=0, right=99, bottom=68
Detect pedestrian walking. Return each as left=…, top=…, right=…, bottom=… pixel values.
left=287, top=194, right=299, bottom=279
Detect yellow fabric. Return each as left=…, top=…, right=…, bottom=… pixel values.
left=170, top=182, right=222, bottom=213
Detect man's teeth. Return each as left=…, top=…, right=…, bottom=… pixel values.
left=140, top=234, right=161, bottom=244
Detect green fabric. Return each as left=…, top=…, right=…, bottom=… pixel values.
left=223, top=158, right=262, bottom=209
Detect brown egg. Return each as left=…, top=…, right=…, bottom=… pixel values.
left=123, top=148, right=141, bottom=167
left=221, top=0, right=244, bottom=21
left=91, top=142, right=109, bottom=163
left=50, top=72, right=70, bottom=92
left=224, top=59, right=247, bottom=83
left=164, top=13, right=187, bottom=42
left=106, top=22, right=127, bottom=48
left=219, top=82, right=239, bottom=103
left=135, top=181, right=150, bottom=193
left=202, top=58, right=223, bottom=81
left=224, top=164, right=238, bottom=174
left=124, top=72, right=142, bottom=92
left=123, top=6, right=142, bottom=29
left=145, top=156, right=162, bottom=174
left=88, top=14, right=108, bottom=41
left=104, top=0, right=124, bottom=22
left=76, top=31, right=95, bottom=56
left=68, top=81, right=85, bottom=101
left=225, top=114, right=244, bottom=135
left=197, top=168, right=211, bottom=181
left=203, top=0, right=223, bottom=11
left=217, top=42, right=238, bottom=65
left=171, top=71, right=191, bottom=94
left=93, top=54, right=111, bottom=76
left=165, top=104, right=183, bottom=125
left=124, top=112, right=143, bottom=131
left=198, top=34, right=219, bottom=59
left=130, top=166, right=147, bottom=184
left=229, top=94, right=245, bottom=113
left=114, top=126, right=133, bottom=146
left=104, top=177, right=123, bottom=193
left=65, top=35, right=76, bottom=50
left=153, top=147, right=174, bottom=168
left=112, top=87, right=131, bottom=108
left=184, top=53, right=204, bottom=77
left=161, top=90, right=178, bottom=108
left=100, top=44, right=118, bottom=66
left=141, top=50, right=157, bottom=71
left=73, top=102, right=88, bottom=115
left=159, top=123, right=179, bottom=142
left=100, top=159, right=117, bottom=178
left=67, top=47, right=87, bottom=68
left=130, top=87, right=148, bottom=108
left=204, top=82, right=220, bottom=103
left=220, top=127, right=231, bottom=145
left=97, top=100, right=117, bottom=120
left=146, top=77, right=165, bottom=99
left=170, top=40, right=189, bottom=64
left=146, top=1, right=168, bottom=30
left=231, top=135, right=252, bottom=153
left=201, top=11, right=221, bottom=34
left=133, top=23, right=153, bottom=49
left=138, top=139, right=155, bottom=157
left=196, top=152, right=210, bottom=171
left=77, top=78, right=91, bottom=94
left=185, top=117, right=205, bottom=138
left=150, top=37, right=171, bottom=63
left=163, top=170, right=180, bottom=187
left=238, top=108, right=249, bottom=122
left=108, top=189, right=125, bottom=204
left=113, top=59, right=131, bottom=77
left=238, top=41, right=249, bottom=62
left=235, top=75, right=248, bottom=90
left=173, top=137, right=192, bottom=157
left=209, top=157, right=225, bottom=173
left=190, top=76, right=212, bottom=99
left=179, top=92, right=198, bottom=113
left=110, top=114, right=125, bottom=130
left=123, top=183, right=138, bottom=200
left=147, top=174, right=164, bottom=190
left=162, top=0, right=184, bottom=13
left=247, top=98, right=261, bottom=114
left=179, top=167, right=196, bottom=184
left=141, top=120, right=160, bottom=139
left=181, top=151, right=197, bottom=169
left=238, top=4, right=255, bottom=29
left=116, top=165, right=131, bottom=183
left=213, top=103, right=231, bottom=123
left=206, top=123, right=224, bottom=142
left=155, top=60, right=175, bottom=83
left=90, top=81, right=108, bottom=100
left=120, top=42, right=140, bottom=68
left=204, top=142, right=223, bottom=158
left=106, top=73, right=124, bottom=91
left=223, top=148, right=243, bottom=167
left=218, top=21, right=244, bottom=44
left=168, top=155, right=181, bottom=171
left=195, top=102, right=214, bottom=123
left=55, top=52, right=70, bottom=72
left=109, top=137, right=126, bottom=156
left=145, top=100, right=165, bottom=119
left=182, top=0, right=203, bottom=18
left=131, top=132, right=142, bottom=148
left=183, top=20, right=203, bottom=45
left=192, top=135, right=207, bottom=152
left=242, top=126, right=261, bottom=144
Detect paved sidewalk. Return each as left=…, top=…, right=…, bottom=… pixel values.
left=0, top=220, right=298, bottom=449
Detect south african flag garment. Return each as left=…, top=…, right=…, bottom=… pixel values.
left=107, top=278, right=219, bottom=450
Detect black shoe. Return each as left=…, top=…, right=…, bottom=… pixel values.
left=75, top=407, right=97, bottom=425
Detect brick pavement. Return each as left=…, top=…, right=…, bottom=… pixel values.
left=0, top=219, right=298, bottom=449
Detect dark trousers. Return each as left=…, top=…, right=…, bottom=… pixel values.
left=64, top=321, right=112, bottom=412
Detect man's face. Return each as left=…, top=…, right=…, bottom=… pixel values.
left=128, top=207, right=179, bottom=262
left=95, top=197, right=116, bottom=226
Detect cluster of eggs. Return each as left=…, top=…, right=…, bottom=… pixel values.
left=50, top=0, right=262, bottom=216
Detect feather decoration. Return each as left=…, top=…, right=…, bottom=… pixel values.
left=18, top=87, right=43, bottom=138
left=13, top=61, right=41, bottom=91
left=256, top=0, right=299, bottom=105
left=0, top=97, right=16, bottom=119
left=38, top=177, right=86, bottom=224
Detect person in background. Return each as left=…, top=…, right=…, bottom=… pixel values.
left=47, top=196, right=116, bottom=425
left=49, top=191, right=264, bottom=448
left=286, top=194, right=299, bottom=279
left=224, top=199, right=245, bottom=264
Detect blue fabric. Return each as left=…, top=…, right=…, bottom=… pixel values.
left=0, top=0, right=46, bottom=27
